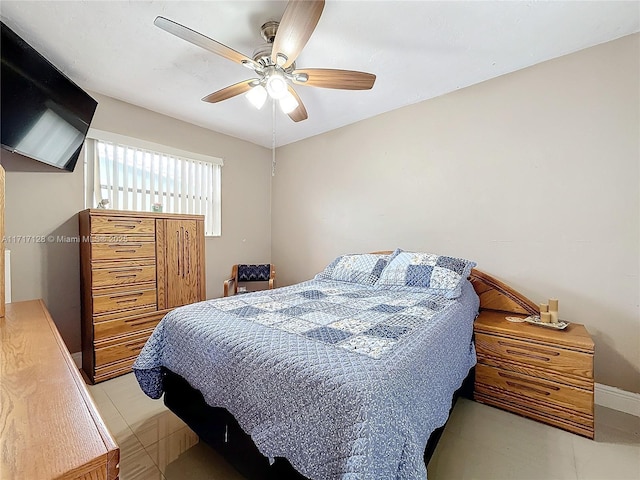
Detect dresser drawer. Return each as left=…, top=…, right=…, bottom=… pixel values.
left=475, top=332, right=593, bottom=379
left=92, top=263, right=156, bottom=288
left=92, top=241, right=156, bottom=261
left=95, top=331, right=151, bottom=367
left=91, top=216, right=155, bottom=235
left=93, top=288, right=157, bottom=316
left=475, top=364, right=593, bottom=416
left=94, top=311, right=165, bottom=343
left=94, top=357, right=139, bottom=382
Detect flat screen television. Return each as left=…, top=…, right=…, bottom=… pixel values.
left=1, top=21, right=97, bottom=172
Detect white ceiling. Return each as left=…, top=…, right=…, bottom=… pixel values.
left=1, top=1, right=638, bottom=148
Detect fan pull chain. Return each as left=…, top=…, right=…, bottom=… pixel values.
left=272, top=99, right=276, bottom=177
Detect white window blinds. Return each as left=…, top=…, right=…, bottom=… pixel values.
left=85, top=131, right=222, bottom=236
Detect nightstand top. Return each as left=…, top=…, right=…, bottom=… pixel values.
left=474, top=310, right=594, bottom=353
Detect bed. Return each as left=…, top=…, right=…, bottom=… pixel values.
left=133, top=250, right=538, bottom=479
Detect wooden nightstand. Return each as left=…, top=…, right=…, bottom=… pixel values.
left=474, top=311, right=595, bottom=438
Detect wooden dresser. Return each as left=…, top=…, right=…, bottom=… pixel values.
left=79, top=209, right=205, bottom=384
left=0, top=300, right=119, bottom=479
left=469, top=270, right=595, bottom=439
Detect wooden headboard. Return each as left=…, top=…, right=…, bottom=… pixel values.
left=468, top=269, right=538, bottom=315
left=371, top=251, right=539, bottom=316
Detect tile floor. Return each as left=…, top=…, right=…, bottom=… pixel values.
left=87, top=373, right=640, bottom=480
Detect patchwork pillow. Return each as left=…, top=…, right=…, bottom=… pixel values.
left=315, top=253, right=390, bottom=286
left=376, top=249, right=476, bottom=298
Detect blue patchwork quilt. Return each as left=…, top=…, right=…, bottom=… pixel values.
left=134, top=279, right=479, bottom=479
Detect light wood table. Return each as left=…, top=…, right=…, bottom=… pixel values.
left=0, top=300, right=119, bottom=479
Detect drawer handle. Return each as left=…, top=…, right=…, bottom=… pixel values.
left=107, top=219, right=142, bottom=224
left=498, top=371, right=560, bottom=391
left=109, top=268, right=143, bottom=274
left=505, top=349, right=551, bottom=362
left=109, top=243, right=143, bottom=248
left=124, top=318, right=157, bottom=327
left=116, top=298, right=139, bottom=305
left=115, top=274, right=139, bottom=279
left=109, top=292, right=144, bottom=300
left=498, top=340, right=560, bottom=357
left=127, top=341, right=148, bottom=351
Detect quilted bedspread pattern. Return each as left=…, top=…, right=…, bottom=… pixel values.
left=134, top=279, right=479, bottom=479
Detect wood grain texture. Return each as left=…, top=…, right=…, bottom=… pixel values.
left=474, top=310, right=594, bottom=439
left=165, top=219, right=201, bottom=308
left=286, top=85, right=308, bottom=123
left=475, top=332, right=593, bottom=380
left=292, top=68, right=376, bottom=90
left=154, top=16, right=257, bottom=67
left=91, top=240, right=156, bottom=261
left=79, top=210, right=205, bottom=383
left=474, top=391, right=594, bottom=438
left=0, top=165, right=4, bottom=318
left=94, top=357, right=139, bottom=383
left=0, top=300, right=119, bottom=479
left=93, top=310, right=166, bottom=343
left=474, top=310, right=594, bottom=353
left=156, top=219, right=167, bottom=310
left=92, top=261, right=156, bottom=288
left=196, top=220, right=206, bottom=301
left=90, top=215, right=155, bottom=235
left=476, top=364, right=593, bottom=416
left=92, top=287, right=157, bottom=316
left=202, top=79, right=257, bottom=103
left=95, top=330, right=155, bottom=367
left=469, top=269, right=539, bottom=315
left=271, top=0, right=325, bottom=68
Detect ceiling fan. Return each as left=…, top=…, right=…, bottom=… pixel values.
left=154, top=0, right=376, bottom=122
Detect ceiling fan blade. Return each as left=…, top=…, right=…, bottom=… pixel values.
left=292, top=69, right=376, bottom=90
left=271, top=0, right=325, bottom=69
left=286, top=86, right=308, bottom=122
left=202, top=79, right=257, bottom=103
left=154, top=16, right=260, bottom=70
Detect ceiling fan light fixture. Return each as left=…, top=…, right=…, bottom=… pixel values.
left=266, top=71, right=288, bottom=99
left=246, top=85, right=268, bottom=109
left=279, top=91, right=299, bottom=114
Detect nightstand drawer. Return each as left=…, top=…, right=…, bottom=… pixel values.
left=475, top=332, right=593, bottom=379
left=476, top=364, right=593, bottom=416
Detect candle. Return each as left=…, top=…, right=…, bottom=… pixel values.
left=540, top=303, right=549, bottom=313
left=549, top=299, right=559, bottom=323
left=541, top=312, right=551, bottom=323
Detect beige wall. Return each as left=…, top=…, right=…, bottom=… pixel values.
left=1, top=93, right=272, bottom=352
left=272, top=34, right=640, bottom=393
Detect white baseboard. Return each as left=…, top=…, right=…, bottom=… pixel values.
left=71, top=352, right=82, bottom=370
left=595, top=383, right=640, bottom=417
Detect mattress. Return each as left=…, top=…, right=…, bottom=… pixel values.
left=134, top=278, right=479, bottom=479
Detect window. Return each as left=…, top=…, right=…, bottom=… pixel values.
left=85, top=130, right=222, bottom=236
